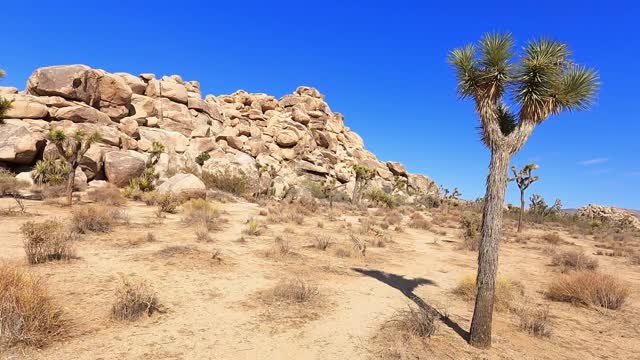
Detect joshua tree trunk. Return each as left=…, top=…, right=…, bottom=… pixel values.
left=469, top=148, right=511, bottom=348
left=518, top=189, right=525, bottom=233
left=65, top=158, right=78, bottom=207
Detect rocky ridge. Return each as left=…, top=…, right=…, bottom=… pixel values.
left=576, top=204, right=640, bottom=231
left=0, top=64, right=437, bottom=199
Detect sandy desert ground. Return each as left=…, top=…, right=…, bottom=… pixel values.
left=1, top=195, right=639, bottom=360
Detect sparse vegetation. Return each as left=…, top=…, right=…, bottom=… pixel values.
left=268, top=278, right=319, bottom=304
left=88, top=184, right=126, bottom=206
left=546, top=271, right=629, bottom=310
left=0, top=263, right=66, bottom=348
left=111, top=277, right=161, bottom=321
left=460, top=213, right=481, bottom=250
left=182, top=198, right=220, bottom=230
left=366, top=188, right=397, bottom=208
left=200, top=169, right=250, bottom=196
left=243, top=218, right=264, bottom=236
left=384, top=305, right=439, bottom=339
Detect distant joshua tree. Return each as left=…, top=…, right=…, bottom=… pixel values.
left=0, top=69, right=12, bottom=122
left=352, top=164, right=375, bottom=205
left=508, top=164, right=539, bottom=232
left=48, top=128, right=101, bottom=206
left=449, top=33, right=598, bottom=348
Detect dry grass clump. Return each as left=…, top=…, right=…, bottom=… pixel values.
left=541, top=232, right=563, bottom=245
left=384, top=305, right=439, bottom=339
left=182, top=198, right=221, bottom=231
left=155, top=245, right=197, bottom=258
left=111, top=277, right=161, bottom=321
left=383, top=211, right=403, bottom=226
left=452, top=274, right=523, bottom=311
left=144, top=192, right=181, bottom=214
left=459, top=213, right=481, bottom=250
left=515, top=304, right=552, bottom=337
left=71, top=205, right=124, bottom=233
left=243, top=218, right=264, bottom=236
left=409, top=217, right=432, bottom=230
left=0, top=263, right=66, bottom=348
left=550, top=250, right=598, bottom=272
left=21, top=220, right=77, bottom=265
left=265, top=237, right=294, bottom=259
left=312, top=235, right=332, bottom=250
left=195, top=226, right=212, bottom=242
left=88, top=185, right=126, bottom=206
left=267, top=278, right=319, bottom=304
left=332, top=237, right=366, bottom=259
left=546, top=271, right=630, bottom=310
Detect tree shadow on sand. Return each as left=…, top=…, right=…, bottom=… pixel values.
left=352, top=268, right=469, bottom=341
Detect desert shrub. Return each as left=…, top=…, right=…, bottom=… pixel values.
left=383, top=211, right=403, bottom=226
left=243, top=218, right=264, bottom=236
left=460, top=213, right=481, bottom=250
left=0, top=172, right=29, bottom=196
left=0, top=263, right=66, bottom=348
left=415, top=194, right=441, bottom=208
left=71, top=205, right=123, bottom=233
left=312, top=235, right=332, bottom=250
left=149, top=192, right=181, bottom=214
left=31, top=159, right=68, bottom=186
left=265, top=237, right=293, bottom=259
left=630, top=255, right=640, bottom=265
left=195, top=152, right=211, bottom=166
left=40, top=184, right=67, bottom=199
left=546, top=271, right=630, bottom=310
left=541, top=232, right=563, bottom=245
left=182, top=198, right=220, bottom=230
left=268, top=278, right=318, bottom=304
left=195, top=226, right=211, bottom=242
left=21, top=220, right=76, bottom=264
left=350, top=234, right=367, bottom=257
left=199, top=170, right=250, bottom=196
left=515, top=305, right=552, bottom=337
left=366, top=188, right=397, bottom=208
left=551, top=250, right=598, bottom=272
left=385, top=305, right=439, bottom=338
left=111, top=277, right=161, bottom=321
left=452, top=275, right=522, bottom=311
left=88, top=185, right=126, bottom=206
left=409, top=217, right=432, bottom=230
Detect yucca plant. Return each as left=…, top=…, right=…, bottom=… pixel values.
left=449, top=33, right=598, bottom=348
left=47, top=128, right=101, bottom=206
left=508, top=163, right=539, bottom=232
left=32, top=159, right=69, bottom=186
left=0, top=68, right=13, bottom=123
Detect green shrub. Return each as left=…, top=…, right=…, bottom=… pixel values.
left=460, top=213, right=481, bottom=250
left=367, top=188, right=397, bottom=208
left=199, top=170, right=250, bottom=196
left=195, top=152, right=211, bottom=166
left=31, top=159, right=68, bottom=186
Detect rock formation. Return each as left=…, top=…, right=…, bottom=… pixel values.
left=576, top=204, right=640, bottom=231
left=0, top=64, right=438, bottom=199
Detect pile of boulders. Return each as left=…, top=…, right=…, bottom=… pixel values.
left=576, top=204, right=640, bottom=231
left=0, top=64, right=438, bottom=200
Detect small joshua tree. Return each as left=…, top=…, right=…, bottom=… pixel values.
left=352, top=164, right=375, bottom=206
left=450, top=187, right=462, bottom=200
left=256, top=164, right=278, bottom=199
left=48, top=128, right=101, bottom=206
left=508, top=164, right=539, bottom=232
left=0, top=69, right=13, bottom=123
left=322, top=177, right=345, bottom=209
left=127, top=141, right=165, bottom=193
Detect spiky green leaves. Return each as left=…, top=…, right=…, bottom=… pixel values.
left=0, top=68, right=12, bottom=120
left=448, top=44, right=480, bottom=98
left=48, top=129, right=67, bottom=144
left=553, top=66, right=599, bottom=113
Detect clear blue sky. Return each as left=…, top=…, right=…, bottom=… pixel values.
left=2, top=1, right=638, bottom=209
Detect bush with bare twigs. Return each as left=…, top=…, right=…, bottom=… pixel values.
left=0, top=263, right=66, bottom=348
left=546, top=271, right=629, bottom=310
left=21, top=220, right=77, bottom=264
left=182, top=199, right=221, bottom=231
left=551, top=250, right=598, bottom=272
left=88, top=185, right=126, bottom=206
left=265, top=237, right=293, bottom=259
left=384, top=305, right=439, bottom=339
left=243, top=218, right=264, bottom=236
left=71, top=205, right=125, bottom=233
left=541, top=232, right=563, bottom=245
left=111, top=277, right=161, bottom=321
left=515, top=305, right=552, bottom=337
left=268, top=279, right=319, bottom=304
left=312, top=235, right=332, bottom=250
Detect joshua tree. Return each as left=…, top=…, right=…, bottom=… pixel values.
left=352, top=164, right=375, bottom=205
left=450, top=187, right=462, bottom=200
left=449, top=33, right=598, bottom=348
left=0, top=69, right=13, bottom=122
left=322, top=177, right=346, bottom=209
left=48, top=128, right=101, bottom=206
left=508, top=163, right=539, bottom=232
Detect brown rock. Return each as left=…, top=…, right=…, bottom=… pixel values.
left=104, top=151, right=146, bottom=187
left=55, top=105, right=113, bottom=125
left=0, top=124, right=40, bottom=164
left=145, top=79, right=188, bottom=104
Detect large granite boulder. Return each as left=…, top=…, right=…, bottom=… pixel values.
left=104, top=151, right=146, bottom=187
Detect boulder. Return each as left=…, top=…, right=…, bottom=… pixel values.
left=0, top=124, right=40, bottom=164
left=157, top=173, right=206, bottom=195
left=3, top=95, right=49, bottom=119
left=104, top=151, right=146, bottom=187
left=55, top=105, right=113, bottom=125
left=0, top=86, right=18, bottom=95
left=26, top=64, right=95, bottom=101
left=387, top=161, right=408, bottom=177
left=275, top=129, right=299, bottom=147
left=15, top=172, right=35, bottom=186
left=146, top=79, right=188, bottom=104
left=138, top=127, right=189, bottom=153
left=114, top=72, right=146, bottom=95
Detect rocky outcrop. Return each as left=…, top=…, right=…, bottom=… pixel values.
left=576, top=204, right=640, bottom=231
left=0, top=64, right=438, bottom=199
left=157, top=173, right=206, bottom=195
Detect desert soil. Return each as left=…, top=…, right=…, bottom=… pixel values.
left=1, top=197, right=639, bottom=360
